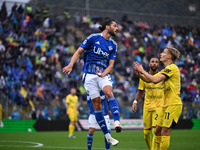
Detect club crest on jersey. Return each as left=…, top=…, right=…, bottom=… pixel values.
left=108, top=46, right=113, bottom=51
left=93, top=46, right=109, bottom=57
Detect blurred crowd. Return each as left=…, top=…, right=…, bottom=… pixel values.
left=0, top=2, right=199, bottom=120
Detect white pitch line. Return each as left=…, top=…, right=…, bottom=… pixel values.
left=40, top=146, right=147, bottom=150
left=0, top=140, right=43, bottom=147
left=0, top=140, right=147, bottom=150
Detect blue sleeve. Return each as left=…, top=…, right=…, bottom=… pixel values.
left=80, top=34, right=93, bottom=49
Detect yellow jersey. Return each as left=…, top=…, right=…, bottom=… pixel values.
left=66, top=94, right=78, bottom=113
left=160, top=63, right=182, bottom=107
left=138, top=73, right=164, bottom=111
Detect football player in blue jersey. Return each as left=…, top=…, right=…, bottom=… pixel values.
left=87, top=91, right=111, bottom=150
left=63, top=17, right=120, bottom=146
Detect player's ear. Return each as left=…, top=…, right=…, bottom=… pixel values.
left=167, top=54, right=172, bottom=59
left=105, top=25, right=110, bottom=30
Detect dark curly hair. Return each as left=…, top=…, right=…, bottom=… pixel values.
left=99, top=17, right=115, bottom=31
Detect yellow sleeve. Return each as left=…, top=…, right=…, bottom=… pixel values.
left=138, top=78, right=145, bottom=90
left=66, top=95, right=70, bottom=104
left=154, top=71, right=162, bottom=77
left=161, top=64, right=177, bottom=78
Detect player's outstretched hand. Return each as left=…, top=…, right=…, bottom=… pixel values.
left=63, top=65, right=72, bottom=75
left=132, top=103, right=137, bottom=112
left=133, top=66, right=140, bottom=76
left=134, top=61, right=144, bottom=73
left=96, top=68, right=103, bottom=77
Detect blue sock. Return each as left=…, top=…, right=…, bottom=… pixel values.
left=108, top=97, right=120, bottom=122
left=87, top=133, right=93, bottom=150
left=94, top=110, right=108, bottom=135
left=104, top=134, right=110, bottom=150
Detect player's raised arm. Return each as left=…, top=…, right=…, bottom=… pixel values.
left=134, top=61, right=166, bottom=84
left=62, top=47, right=84, bottom=75
left=133, top=67, right=151, bottom=83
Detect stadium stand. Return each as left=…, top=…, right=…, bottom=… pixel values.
left=0, top=2, right=199, bottom=121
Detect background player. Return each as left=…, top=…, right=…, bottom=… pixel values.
left=87, top=91, right=111, bottom=150
left=134, top=47, right=182, bottom=150
left=65, top=87, right=79, bottom=138
left=63, top=17, right=120, bottom=146
left=132, top=57, right=164, bottom=150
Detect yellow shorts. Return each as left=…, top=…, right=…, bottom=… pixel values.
left=68, top=111, right=78, bottom=122
left=155, top=109, right=163, bottom=127
left=157, top=105, right=182, bottom=128
left=143, top=107, right=161, bottom=129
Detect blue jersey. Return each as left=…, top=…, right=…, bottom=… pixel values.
left=87, top=91, right=109, bottom=116
left=80, top=33, right=117, bottom=74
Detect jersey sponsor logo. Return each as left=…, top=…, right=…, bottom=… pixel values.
left=146, top=87, right=163, bottom=89
left=95, top=41, right=100, bottom=45
left=164, top=68, right=171, bottom=73
left=146, top=95, right=163, bottom=99
left=93, top=46, right=109, bottom=57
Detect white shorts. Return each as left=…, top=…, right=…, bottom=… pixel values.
left=88, top=114, right=110, bottom=131
left=83, top=73, right=113, bottom=99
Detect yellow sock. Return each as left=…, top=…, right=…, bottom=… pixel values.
left=160, top=136, right=170, bottom=150
left=69, top=124, right=75, bottom=135
left=73, top=125, right=75, bottom=133
left=155, top=136, right=161, bottom=150
left=152, top=128, right=156, bottom=150
left=144, top=129, right=152, bottom=150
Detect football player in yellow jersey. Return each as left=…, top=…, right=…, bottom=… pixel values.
left=132, top=57, right=164, bottom=150
left=65, top=88, right=79, bottom=138
left=134, top=46, right=182, bottom=150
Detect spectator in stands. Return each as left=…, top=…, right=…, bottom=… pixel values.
left=11, top=107, right=21, bottom=120
left=0, top=1, right=7, bottom=21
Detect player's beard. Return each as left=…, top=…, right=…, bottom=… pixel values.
left=108, top=29, right=116, bottom=36
left=150, top=66, right=158, bottom=72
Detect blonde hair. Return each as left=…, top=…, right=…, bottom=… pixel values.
left=166, top=46, right=180, bottom=61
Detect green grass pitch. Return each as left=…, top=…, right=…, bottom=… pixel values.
left=0, top=130, right=200, bottom=150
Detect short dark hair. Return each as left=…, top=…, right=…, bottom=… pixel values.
left=99, top=17, right=115, bottom=31
left=150, top=56, right=158, bottom=60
